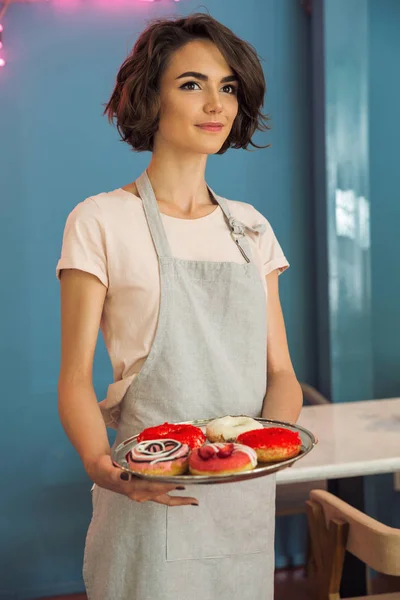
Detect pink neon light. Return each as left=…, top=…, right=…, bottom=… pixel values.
left=52, top=0, right=81, bottom=7
left=0, top=58, right=5, bottom=67
left=94, top=0, right=180, bottom=8
left=51, top=0, right=180, bottom=4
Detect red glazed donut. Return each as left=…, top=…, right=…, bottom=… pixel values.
left=189, top=443, right=257, bottom=476
left=137, top=422, right=206, bottom=450
left=237, top=427, right=302, bottom=463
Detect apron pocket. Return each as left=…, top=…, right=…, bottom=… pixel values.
left=166, top=475, right=276, bottom=561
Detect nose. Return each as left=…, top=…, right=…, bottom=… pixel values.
left=204, top=89, right=223, bottom=114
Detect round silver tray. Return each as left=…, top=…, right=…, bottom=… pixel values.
left=112, top=417, right=317, bottom=485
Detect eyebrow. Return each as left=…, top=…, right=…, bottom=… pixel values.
left=175, top=71, right=238, bottom=83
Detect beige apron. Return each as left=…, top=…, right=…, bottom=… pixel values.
left=83, top=170, right=276, bottom=599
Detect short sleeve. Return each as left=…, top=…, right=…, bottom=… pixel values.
left=253, top=209, right=289, bottom=276
left=56, top=198, right=108, bottom=287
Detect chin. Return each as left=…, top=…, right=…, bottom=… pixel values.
left=171, top=135, right=227, bottom=156
left=192, top=140, right=227, bottom=155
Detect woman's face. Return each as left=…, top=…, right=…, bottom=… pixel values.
left=154, top=39, right=239, bottom=155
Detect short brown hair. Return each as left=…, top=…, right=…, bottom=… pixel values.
left=104, top=13, right=270, bottom=154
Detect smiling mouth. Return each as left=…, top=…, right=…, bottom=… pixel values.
left=195, top=124, right=224, bottom=132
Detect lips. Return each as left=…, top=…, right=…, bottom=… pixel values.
left=196, top=124, right=224, bottom=132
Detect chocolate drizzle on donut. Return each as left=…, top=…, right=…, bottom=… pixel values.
left=127, top=439, right=190, bottom=465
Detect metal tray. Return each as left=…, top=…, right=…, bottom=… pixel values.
left=112, top=417, right=317, bottom=485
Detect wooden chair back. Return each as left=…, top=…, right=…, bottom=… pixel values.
left=306, top=489, right=400, bottom=600
left=301, top=382, right=331, bottom=405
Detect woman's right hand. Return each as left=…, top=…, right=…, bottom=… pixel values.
left=86, top=454, right=199, bottom=506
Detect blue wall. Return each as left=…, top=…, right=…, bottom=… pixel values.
left=366, top=0, right=400, bottom=531
left=369, top=0, right=400, bottom=402
left=0, top=1, right=313, bottom=597
left=312, top=0, right=373, bottom=404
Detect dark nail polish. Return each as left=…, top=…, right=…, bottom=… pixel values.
left=120, top=472, right=130, bottom=481
left=176, top=486, right=185, bottom=490
left=191, top=503, right=199, bottom=506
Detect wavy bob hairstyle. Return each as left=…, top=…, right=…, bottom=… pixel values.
left=104, top=13, right=270, bottom=155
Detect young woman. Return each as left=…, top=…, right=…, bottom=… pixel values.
left=57, top=12, right=302, bottom=600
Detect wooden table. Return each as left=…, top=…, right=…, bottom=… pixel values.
left=276, top=398, right=400, bottom=596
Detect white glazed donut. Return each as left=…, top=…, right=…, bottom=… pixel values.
left=206, top=415, right=264, bottom=443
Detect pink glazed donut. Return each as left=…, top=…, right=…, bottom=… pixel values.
left=189, top=443, right=257, bottom=476
left=126, top=439, right=190, bottom=476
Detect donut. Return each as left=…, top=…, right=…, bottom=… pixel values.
left=126, top=439, right=190, bottom=476
left=237, top=427, right=302, bottom=463
left=137, top=422, right=206, bottom=450
left=206, top=415, right=263, bottom=443
left=188, top=442, right=257, bottom=476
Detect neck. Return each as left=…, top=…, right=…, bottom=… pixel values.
left=146, top=147, right=213, bottom=213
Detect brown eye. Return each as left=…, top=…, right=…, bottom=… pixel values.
left=180, top=81, right=201, bottom=91
left=222, top=85, right=237, bottom=95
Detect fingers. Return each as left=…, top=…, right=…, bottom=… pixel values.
left=152, top=494, right=199, bottom=507
left=134, top=480, right=181, bottom=498
left=91, top=457, right=195, bottom=506
left=117, top=470, right=199, bottom=506
left=118, top=472, right=185, bottom=501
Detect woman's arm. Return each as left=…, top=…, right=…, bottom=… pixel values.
left=261, top=270, right=303, bottom=423
left=58, top=268, right=197, bottom=506
left=58, top=269, right=111, bottom=467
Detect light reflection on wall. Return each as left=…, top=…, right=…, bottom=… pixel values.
left=335, top=188, right=370, bottom=250
left=334, top=188, right=371, bottom=314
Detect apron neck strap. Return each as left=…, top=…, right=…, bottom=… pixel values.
left=135, top=170, right=172, bottom=258
left=209, top=187, right=255, bottom=263
left=135, top=170, right=254, bottom=262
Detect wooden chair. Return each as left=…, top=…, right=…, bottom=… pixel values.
left=306, top=489, right=400, bottom=599
left=300, top=382, right=331, bottom=406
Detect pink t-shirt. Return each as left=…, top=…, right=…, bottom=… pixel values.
left=56, top=188, right=289, bottom=426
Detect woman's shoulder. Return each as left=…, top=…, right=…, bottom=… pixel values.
left=88, top=187, right=141, bottom=211
left=66, top=187, right=142, bottom=223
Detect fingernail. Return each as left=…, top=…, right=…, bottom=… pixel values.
left=120, top=472, right=130, bottom=481
left=176, top=486, right=185, bottom=490
left=191, top=503, right=199, bottom=506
